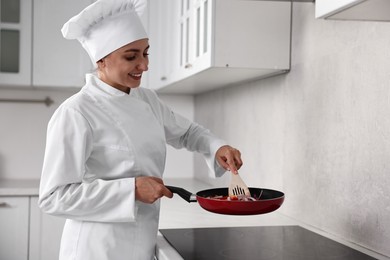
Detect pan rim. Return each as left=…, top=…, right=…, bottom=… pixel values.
left=196, top=187, right=285, bottom=202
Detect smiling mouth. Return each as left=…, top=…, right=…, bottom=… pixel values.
left=129, top=73, right=142, bottom=80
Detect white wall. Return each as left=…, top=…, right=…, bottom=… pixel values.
left=0, top=88, right=76, bottom=180
left=159, top=94, right=195, bottom=178
left=0, top=87, right=194, bottom=180
left=193, top=3, right=390, bottom=258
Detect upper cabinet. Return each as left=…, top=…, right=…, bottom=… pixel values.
left=316, top=0, right=390, bottom=21
left=148, top=0, right=181, bottom=91
left=32, top=0, right=93, bottom=88
left=0, top=0, right=93, bottom=88
left=0, top=0, right=32, bottom=87
left=148, top=0, right=292, bottom=94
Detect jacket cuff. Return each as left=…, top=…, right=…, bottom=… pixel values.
left=205, top=139, right=228, bottom=178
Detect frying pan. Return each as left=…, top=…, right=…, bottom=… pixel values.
left=166, top=186, right=284, bottom=215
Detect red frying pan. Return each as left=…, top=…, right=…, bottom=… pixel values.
left=166, top=186, right=284, bottom=215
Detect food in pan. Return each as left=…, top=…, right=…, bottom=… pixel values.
left=207, top=191, right=263, bottom=201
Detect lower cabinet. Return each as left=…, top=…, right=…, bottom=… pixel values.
left=0, top=197, right=29, bottom=260
left=0, top=196, right=65, bottom=260
left=29, top=197, right=65, bottom=260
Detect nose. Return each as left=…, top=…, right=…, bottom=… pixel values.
left=137, top=56, right=149, bottom=71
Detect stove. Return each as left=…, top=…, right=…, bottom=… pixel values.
left=159, top=226, right=377, bottom=260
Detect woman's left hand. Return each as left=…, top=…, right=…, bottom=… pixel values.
left=216, top=145, right=243, bottom=174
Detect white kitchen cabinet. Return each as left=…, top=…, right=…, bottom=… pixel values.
left=0, top=0, right=32, bottom=87
left=0, top=196, right=65, bottom=260
left=148, top=0, right=291, bottom=94
left=148, top=0, right=181, bottom=91
left=315, top=0, right=390, bottom=21
left=32, top=0, right=93, bottom=88
left=29, top=197, right=65, bottom=260
left=0, top=0, right=93, bottom=88
left=0, top=197, right=29, bottom=260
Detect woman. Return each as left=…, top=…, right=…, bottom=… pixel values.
left=38, top=0, right=242, bottom=259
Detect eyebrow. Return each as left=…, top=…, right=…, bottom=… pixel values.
left=124, top=45, right=150, bottom=53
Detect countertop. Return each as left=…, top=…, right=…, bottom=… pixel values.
left=0, top=179, right=40, bottom=196
left=157, top=178, right=297, bottom=260
left=157, top=178, right=389, bottom=260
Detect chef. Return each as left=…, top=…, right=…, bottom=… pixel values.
left=38, top=0, right=243, bottom=259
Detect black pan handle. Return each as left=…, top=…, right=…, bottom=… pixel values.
left=166, top=186, right=197, bottom=203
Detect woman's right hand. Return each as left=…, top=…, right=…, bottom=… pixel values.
left=135, top=176, right=173, bottom=204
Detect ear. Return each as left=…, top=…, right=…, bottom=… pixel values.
left=96, top=58, right=105, bottom=69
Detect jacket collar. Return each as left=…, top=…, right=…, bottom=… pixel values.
left=84, top=73, right=137, bottom=97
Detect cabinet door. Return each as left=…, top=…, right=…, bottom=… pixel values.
left=148, top=0, right=180, bottom=90
left=32, top=0, right=93, bottom=88
left=0, top=197, right=29, bottom=260
left=29, top=197, right=65, bottom=260
left=179, top=0, right=193, bottom=71
left=183, top=0, right=212, bottom=74
left=161, top=0, right=213, bottom=88
left=0, top=0, right=32, bottom=87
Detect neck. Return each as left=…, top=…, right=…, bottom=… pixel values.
left=108, top=83, right=130, bottom=94
left=97, top=73, right=131, bottom=94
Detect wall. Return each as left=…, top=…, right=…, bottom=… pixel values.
left=0, top=88, right=76, bottom=180
left=0, top=87, right=194, bottom=180
left=193, top=2, right=390, bottom=257
left=158, top=94, right=195, bottom=178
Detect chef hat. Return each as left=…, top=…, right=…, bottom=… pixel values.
left=61, top=0, right=148, bottom=65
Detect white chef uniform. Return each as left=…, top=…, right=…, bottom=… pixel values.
left=39, top=1, right=227, bottom=258
left=39, top=73, right=226, bottom=260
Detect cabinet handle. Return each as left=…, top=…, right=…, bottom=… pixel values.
left=184, top=64, right=192, bottom=69
left=0, top=202, right=9, bottom=207
left=160, top=76, right=167, bottom=81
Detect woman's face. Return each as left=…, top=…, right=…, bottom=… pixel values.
left=97, top=38, right=149, bottom=93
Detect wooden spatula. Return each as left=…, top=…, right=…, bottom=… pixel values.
left=228, top=172, right=251, bottom=198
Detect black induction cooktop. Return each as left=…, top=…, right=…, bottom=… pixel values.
left=159, top=226, right=377, bottom=260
